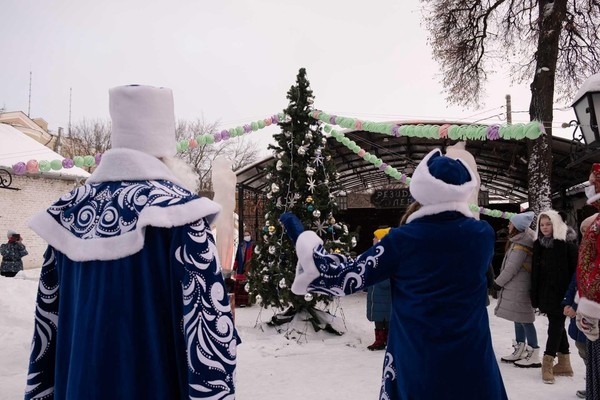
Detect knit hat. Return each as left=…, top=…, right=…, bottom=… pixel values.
left=6, top=230, right=18, bottom=239
left=407, top=149, right=477, bottom=223
left=374, top=228, right=391, bottom=240
left=510, top=211, right=534, bottom=232
left=109, top=85, right=177, bottom=158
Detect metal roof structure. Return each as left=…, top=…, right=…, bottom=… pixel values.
left=236, top=123, right=596, bottom=203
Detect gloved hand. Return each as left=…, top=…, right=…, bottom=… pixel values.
left=279, top=212, right=305, bottom=245
left=492, top=282, right=502, bottom=292
left=576, top=311, right=600, bottom=341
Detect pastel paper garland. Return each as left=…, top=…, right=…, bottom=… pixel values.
left=311, top=110, right=544, bottom=141
left=326, top=124, right=516, bottom=220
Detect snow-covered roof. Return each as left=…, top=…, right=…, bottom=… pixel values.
left=0, top=123, right=90, bottom=179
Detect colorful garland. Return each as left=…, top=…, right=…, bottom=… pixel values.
left=312, top=110, right=544, bottom=141
left=326, top=125, right=516, bottom=220
left=7, top=109, right=525, bottom=219
left=9, top=113, right=286, bottom=175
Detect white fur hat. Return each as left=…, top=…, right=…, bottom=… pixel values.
left=109, top=85, right=176, bottom=158
left=6, top=230, right=18, bottom=239
left=406, top=149, right=478, bottom=223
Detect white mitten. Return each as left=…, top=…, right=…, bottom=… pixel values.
left=576, top=311, right=600, bottom=341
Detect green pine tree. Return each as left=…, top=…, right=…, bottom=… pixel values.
left=247, top=68, right=354, bottom=332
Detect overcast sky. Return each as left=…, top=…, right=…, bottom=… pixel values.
left=0, top=0, right=578, bottom=153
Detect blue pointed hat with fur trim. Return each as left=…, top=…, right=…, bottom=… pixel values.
left=407, top=149, right=477, bottom=223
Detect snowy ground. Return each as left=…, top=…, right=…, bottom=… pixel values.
left=0, top=270, right=586, bottom=400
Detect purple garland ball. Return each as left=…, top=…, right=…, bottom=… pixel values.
left=501, top=211, right=506, bottom=219
left=391, top=125, right=399, bottom=137
left=95, top=153, right=102, bottom=165
left=221, top=130, right=230, bottom=140
left=379, top=163, right=388, bottom=172
left=62, top=158, right=74, bottom=169
left=329, top=116, right=337, bottom=124
left=213, top=132, right=222, bottom=142
left=487, top=125, right=500, bottom=140
left=243, top=124, right=252, bottom=133
left=12, top=162, right=26, bottom=175
left=272, top=115, right=279, bottom=124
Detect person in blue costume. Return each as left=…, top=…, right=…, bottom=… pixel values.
left=25, top=85, right=240, bottom=400
left=281, top=149, right=507, bottom=400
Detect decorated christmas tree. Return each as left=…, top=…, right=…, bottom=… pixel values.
left=247, top=68, right=354, bottom=333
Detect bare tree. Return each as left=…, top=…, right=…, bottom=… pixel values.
left=422, top=0, right=600, bottom=212
left=61, top=119, right=112, bottom=159
left=175, top=118, right=261, bottom=191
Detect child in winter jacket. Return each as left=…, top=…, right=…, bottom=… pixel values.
left=366, top=228, right=392, bottom=350
left=531, top=210, right=579, bottom=384
left=494, top=211, right=540, bottom=368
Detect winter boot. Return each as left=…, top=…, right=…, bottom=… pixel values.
left=514, top=346, right=541, bottom=368
left=542, top=354, right=555, bottom=384
left=501, top=341, right=526, bottom=363
left=367, top=329, right=386, bottom=351
left=552, top=352, right=573, bottom=376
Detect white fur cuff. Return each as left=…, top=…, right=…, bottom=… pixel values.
left=578, top=297, right=600, bottom=319
left=291, top=230, right=323, bottom=295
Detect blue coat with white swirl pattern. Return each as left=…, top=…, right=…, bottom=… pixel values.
left=25, top=150, right=239, bottom=400
left=292, top=211, right=507, bottom=400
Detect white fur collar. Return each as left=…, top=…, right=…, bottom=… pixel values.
left=87, top=148, right=185, bottom=186
left=535, top=209, right=568, bottom=241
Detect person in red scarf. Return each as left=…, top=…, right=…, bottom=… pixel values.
left=576, top=165, right=600, bottom=400
left=232, top=230, right=254, bottom=306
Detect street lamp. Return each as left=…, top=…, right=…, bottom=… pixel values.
left=572, top=73, right=600, bottom=148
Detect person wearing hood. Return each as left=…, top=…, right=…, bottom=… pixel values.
left=0, top=230, right=28, bottom=277
left=576, top=166, right=600, bottom=400
left=280, top=149, right=507, bottom=400
left=24, top=85, right=239, bottom=399
left=531, top=209, right=578, bottom=384
left=493, top=211, right=540, bottom=368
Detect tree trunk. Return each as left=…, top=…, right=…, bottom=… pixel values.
left=527, top=0, right=567, bottom=213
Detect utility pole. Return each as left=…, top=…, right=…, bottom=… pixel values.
left=68, top=88, right=72, bottom=136
left=505, top=94, right=512, bottom=125
left=27, top=71, right=32, bottom=117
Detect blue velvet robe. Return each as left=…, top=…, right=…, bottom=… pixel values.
left=25, top=179, right=239, bottom=400
left=295, top=212, right=507, bottom=400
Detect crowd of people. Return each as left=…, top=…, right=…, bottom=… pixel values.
left=3, top=83, right=600, bottom=399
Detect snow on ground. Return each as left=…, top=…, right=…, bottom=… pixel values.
left=0, top=270, right=586, bottom=400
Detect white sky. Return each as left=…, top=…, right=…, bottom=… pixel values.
left=0, top=0, right=578, bottom=153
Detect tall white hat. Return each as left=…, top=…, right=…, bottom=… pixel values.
left=109, top=85, right=176, bottom=158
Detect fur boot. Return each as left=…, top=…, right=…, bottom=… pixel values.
left=552, top=352, right=573, bottom=376
left=542, top=354, right=555, bottom=384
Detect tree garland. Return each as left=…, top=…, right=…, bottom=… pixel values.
left=326, top=124, right=517, bottom=220
left=311, top=110, right=545, bottom=141
left=7, top=109, right=531, bottom=219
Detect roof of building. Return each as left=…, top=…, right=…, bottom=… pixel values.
left=0, top=123, right=90, bottom=180
left=235, top=122, right=597, bottom=203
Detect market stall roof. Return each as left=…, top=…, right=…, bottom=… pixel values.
left=235, top=122, right=595, bottom=203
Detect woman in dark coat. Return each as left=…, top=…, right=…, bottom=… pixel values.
left=531, top=210, right=578, bottom=384
left=0, top=230, right=28, bottom=277
left=366, top=228, right=392, bottom=350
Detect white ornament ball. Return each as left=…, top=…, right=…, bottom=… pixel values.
left=278, top=278, right=287, bottom=289
left=351, top=237, right=357, bottom=247
left=313, top=210, right=321, bottom=218
left=266, top=192, right=273, bottom=199
left=304, top=293, right=313, bottom=301
left=244, top=283, right=250, bottom=292
left=305, top=132, right=313, bottom=140
left=263, top=275, right=270, bottom=283
left=254, top=246, right=261, bottom=254
left=298, top=146, right=307, bottom=156
left=271, top=183, right=280, bottom=193
left=276, top=160, right=283, bottom=171
left=255, top=294, right=263, bottom=303
left=306, top=166, right=315, bottom=176
left=268, top=245, right=276, bottom=254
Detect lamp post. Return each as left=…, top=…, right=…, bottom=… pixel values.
left=572, top=73, right=600, bottom=148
